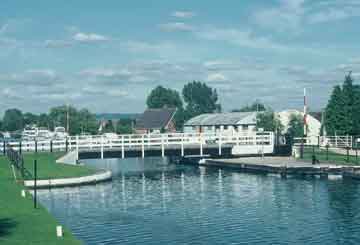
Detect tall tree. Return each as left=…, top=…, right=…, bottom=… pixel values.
left=286, top=114, right=304, bottom=145
left=182, top=81, right=221, bottom=120
left=146, top=86, right=183, bottom=109
left=23, top=112, right=39, bottom=126
left=116, top=119, right=133, bottom=134
left=146, top=86, right=185, bottom=129
left=2, top=109, right=24, bottom=132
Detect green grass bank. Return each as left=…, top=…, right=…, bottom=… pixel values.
left=0, top=155, right=83, bottom=244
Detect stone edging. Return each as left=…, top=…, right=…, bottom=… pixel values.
left=23, top=170, right=112, bottom=189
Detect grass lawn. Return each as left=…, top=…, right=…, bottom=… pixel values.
left=20, top=152, right=96, bottom=180
left=301, top=147, right=360, bottom=165
left=0, top=155, right=82, bottom=245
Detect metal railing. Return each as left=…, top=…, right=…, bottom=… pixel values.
left=294, top=135, right=353, bottom=148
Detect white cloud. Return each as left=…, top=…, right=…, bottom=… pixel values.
left=253, top=0, right=305, bottom=32
left=158, top=22, right=194, bottom=32
left=308, top=7, right=360, bottom=23
left=73, top=32, right=109, bottom=42
left=205, top=73, right=228, bottom=83
left=195, top=27, right=289, bottom=51
left=171, top=11, right=196, bottom=18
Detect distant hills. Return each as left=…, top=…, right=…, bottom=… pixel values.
left=96, top=113, right=140, bottom=121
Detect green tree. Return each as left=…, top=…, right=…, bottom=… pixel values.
left=232, top=101, right=266, bottom=112
left=23, top=112, right=39, bottom=126
left=146, top=86, right=183, bottom=109
left=146, top=86, right=185, bottom=129
left=256, top=111, right=283, bottom=133
left=37, top=113, right=52, bottom=129
left=2, top=109, right=24, bottom=132
left=49, top=105, right=98, bottom=135
left=286, top=114, right=304, bottom=144
left=324, top=72, right=358, bottom=135
left=116, top=119, right=133, bottom=134
left=182, top=81, right=221, bottom=120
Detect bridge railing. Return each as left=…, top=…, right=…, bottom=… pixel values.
left=294, top=135, right=353, bottom=148
left=2, top=131, right=274, bottom=156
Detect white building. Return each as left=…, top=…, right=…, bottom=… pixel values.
left=184, top=112, right=257, bottom=135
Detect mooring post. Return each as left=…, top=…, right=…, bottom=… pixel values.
left=121, top=135, right=125, bottom=159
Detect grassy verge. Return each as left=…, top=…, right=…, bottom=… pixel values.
left=0, top=155, right=82, bottom=245
left=21, top=152, right=96, bottom=180
left=301, top=147, right=360, bottom=165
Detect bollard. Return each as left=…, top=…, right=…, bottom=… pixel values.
left=56, top=226, right=63, bottom=237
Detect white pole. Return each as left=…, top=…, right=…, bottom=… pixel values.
left=121, top=135, right=125, bottom=159
left=161, top=135, right=165, bottom=157
left=200, top=134, right=203, bottom=156
left=181, top=134, right=184, bottom=157
left=141, top=135, right=145, bottom=158
left=101, top=135, right=104, bottom=159
left=218, top=132, right=222, bottom=156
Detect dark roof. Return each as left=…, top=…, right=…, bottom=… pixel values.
left=309, top=112, right=322, bottom=122
left=135, top=108, right=177, bottom=129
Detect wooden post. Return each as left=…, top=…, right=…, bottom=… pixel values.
left=65, top=138, right=69, bottom=152
left=35, top=140, right=38, bottom=153
left=3, top=141, right=5, bottom=155
left=19, top=141, right=22, bottom=155
left=50, top=140, right=53, bottom=153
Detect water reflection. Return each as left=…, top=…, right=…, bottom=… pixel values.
left=36, top=157, right=360, bottom=245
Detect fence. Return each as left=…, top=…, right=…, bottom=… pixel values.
left=293, top=135, right=353, bottom=148
left=1, top=132, right=274, bottom=157
left=5, top=144, right=32, bottom=179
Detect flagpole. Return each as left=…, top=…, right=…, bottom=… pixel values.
left=303, top=88, right=307, bottom=137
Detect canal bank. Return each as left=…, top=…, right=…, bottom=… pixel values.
left=198, top=156, right=360, bottom=178
left=0, top=155, right=82, bottom=245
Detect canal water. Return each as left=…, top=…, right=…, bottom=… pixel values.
left=38, top=157, right=360, bottom=244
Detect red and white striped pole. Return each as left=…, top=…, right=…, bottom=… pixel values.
left=303, top=88, right=307, bottom=137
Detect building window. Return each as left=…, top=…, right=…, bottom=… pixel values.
left=207, top=126, right=212, bottom=130
left=242, top=125, right=249, bottom=130
left=224, top=125, right=228, bottom=130
left=215, top=125, right=220, bottom=130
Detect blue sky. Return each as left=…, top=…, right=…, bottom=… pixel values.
left=1, top=0, right=360, bottom=114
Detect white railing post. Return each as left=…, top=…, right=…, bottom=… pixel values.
left=121, top=135, right=125, bottom=159
left=101, top=135, right=104, bottom=159
left=218, top=132, right=222, bottom=156
left=76, top=135, right=79, bottom=160
left=181, top=134, right=184, bottom=157
left=161, top=134, right=165, bottom=157
left=200, top=133, right=203, bottom=156
left=141, top=134, right=145, bottom=158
